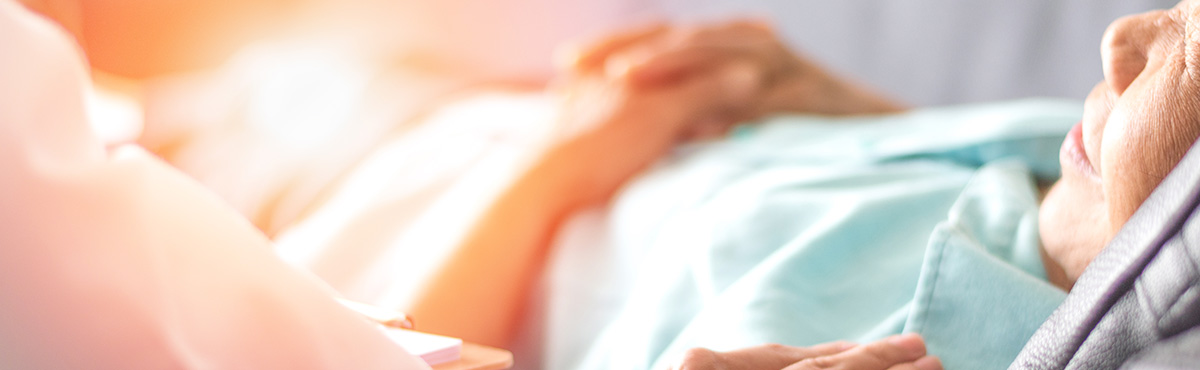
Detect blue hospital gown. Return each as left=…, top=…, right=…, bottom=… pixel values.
left=573, top=100, right=1081, bottom=370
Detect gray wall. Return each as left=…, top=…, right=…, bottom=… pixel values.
left=658, top=0, right=1181, bottom=105
left=368, top=0, right=1181, bottom=106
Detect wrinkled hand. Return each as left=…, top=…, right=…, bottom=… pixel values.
left=671, top=334, right=943, bottom=370
left=559, top=20, right=905, bottom=125
left=542, top=21, right=809, bottom=207
left=543, top=57, right=747, bottom=207
left=541, top=20, right=905, bottom=208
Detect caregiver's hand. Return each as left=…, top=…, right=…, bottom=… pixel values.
left=543, top=54, right=752, bottom=207
left=558, top=20, right=905, bottom=123
left=670, top=334, right=943, bottom=370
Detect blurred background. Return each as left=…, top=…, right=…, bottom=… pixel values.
left=293, top=0, right=1180, bottom=105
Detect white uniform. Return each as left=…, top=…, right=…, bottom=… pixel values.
left=0, top=2, right=429, bottom=368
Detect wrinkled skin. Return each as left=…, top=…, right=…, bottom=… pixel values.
left=1039, top=0, right=1200, bottom=288
left=550, top=20, right=905, bottom=206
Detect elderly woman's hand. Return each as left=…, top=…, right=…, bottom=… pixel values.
left=558, top=20, right=905, bottom=129
left=671, top=335, right=943, bottom=370
left=541, top=20, right=907, bottom=207
left=543, top=52, right=754, bottom=207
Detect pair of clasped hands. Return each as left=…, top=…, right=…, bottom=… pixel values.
left=542, top=20, right=903, bottom=210
left=544, top=20, right=940, bottom=370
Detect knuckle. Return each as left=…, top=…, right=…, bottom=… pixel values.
left=679, top=27, right=709, bottom=45
left=828, top=341, right=855, bottom=349
left=867, top=337, right=926, bottom=363
left=732, top=19, right=774, bottom=35
left=646, top=21, right=671, bottom=31
left=798, top=355, right=838, bottom=369
left=862, top=343, right=904, bottom=363
left=676, top=348, right=721, bottom=370
left=729, top=19, right=761, bottom=29
left=755, top=343, right=810, bottom=360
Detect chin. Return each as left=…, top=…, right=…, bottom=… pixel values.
left=1038, top=175, right=1109, bottom=287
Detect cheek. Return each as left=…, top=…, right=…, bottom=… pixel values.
left=1101, top=81, right=1200, bottom=230
left=1099, top=106, right=1153, bottom=229
left=1082, top=85, right=1114, bottom=167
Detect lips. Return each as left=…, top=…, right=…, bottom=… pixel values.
left=1062, top=121, right=1101, bottom=180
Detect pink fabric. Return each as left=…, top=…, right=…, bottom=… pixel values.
left=0, top=2, right=428, bottom=368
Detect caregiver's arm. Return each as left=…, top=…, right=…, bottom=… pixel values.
left=407, top=60, right=753, bottom=347
left=408, top=20, right=906, bottom=348
left=563, top=21, right=906, bottom=123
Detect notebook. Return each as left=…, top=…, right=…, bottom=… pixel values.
left=384, top=328, right=463, bottom=366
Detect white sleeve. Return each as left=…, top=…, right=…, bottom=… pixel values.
left=0, top=2, right=429, bottom=369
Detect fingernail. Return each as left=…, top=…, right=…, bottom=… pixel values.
left=887, top=333, right=926, bottom=356
left=914, top=356, right=943, bottom=370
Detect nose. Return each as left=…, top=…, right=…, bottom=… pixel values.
left=1101, top=11, right=1167, bottom=95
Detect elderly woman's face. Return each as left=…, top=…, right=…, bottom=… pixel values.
left=1041, top=0, right=1200, bottom=288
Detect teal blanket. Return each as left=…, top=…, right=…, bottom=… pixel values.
left=574, top=100, right=1081, bottom=370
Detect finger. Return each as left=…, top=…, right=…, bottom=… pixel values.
left=678, top=118, right=728, bottom=143
left=711, top=342, right=857, bottom=369
left=606, top=20, right=766, bottom=82
left=637, top=62, right=769, bottom=142
left=671, top=348, right=722, bottom=370
left=886, top=356, right=943, bottom=370
left=783, top=334, right=928, bottom=370
left=623, top=46, right=731, bottom=85
left=609, top=19, right=785, bottom=86
left=623, top=38, right=775, bottom=87
left=807, top=341, right=861, bottom=356
left=556, top=23, right=670, bottom=73
left=731, top=18, right=775, bottom=34
left=679, top=114, right=741, bottom=143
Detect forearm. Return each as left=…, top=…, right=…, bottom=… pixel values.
left=406, top=146, right=580, bottom=347
left=404, top=43, right=753, bottom=345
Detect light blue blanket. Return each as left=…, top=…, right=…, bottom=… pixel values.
left=573, top=100, right=1082, bottom=370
